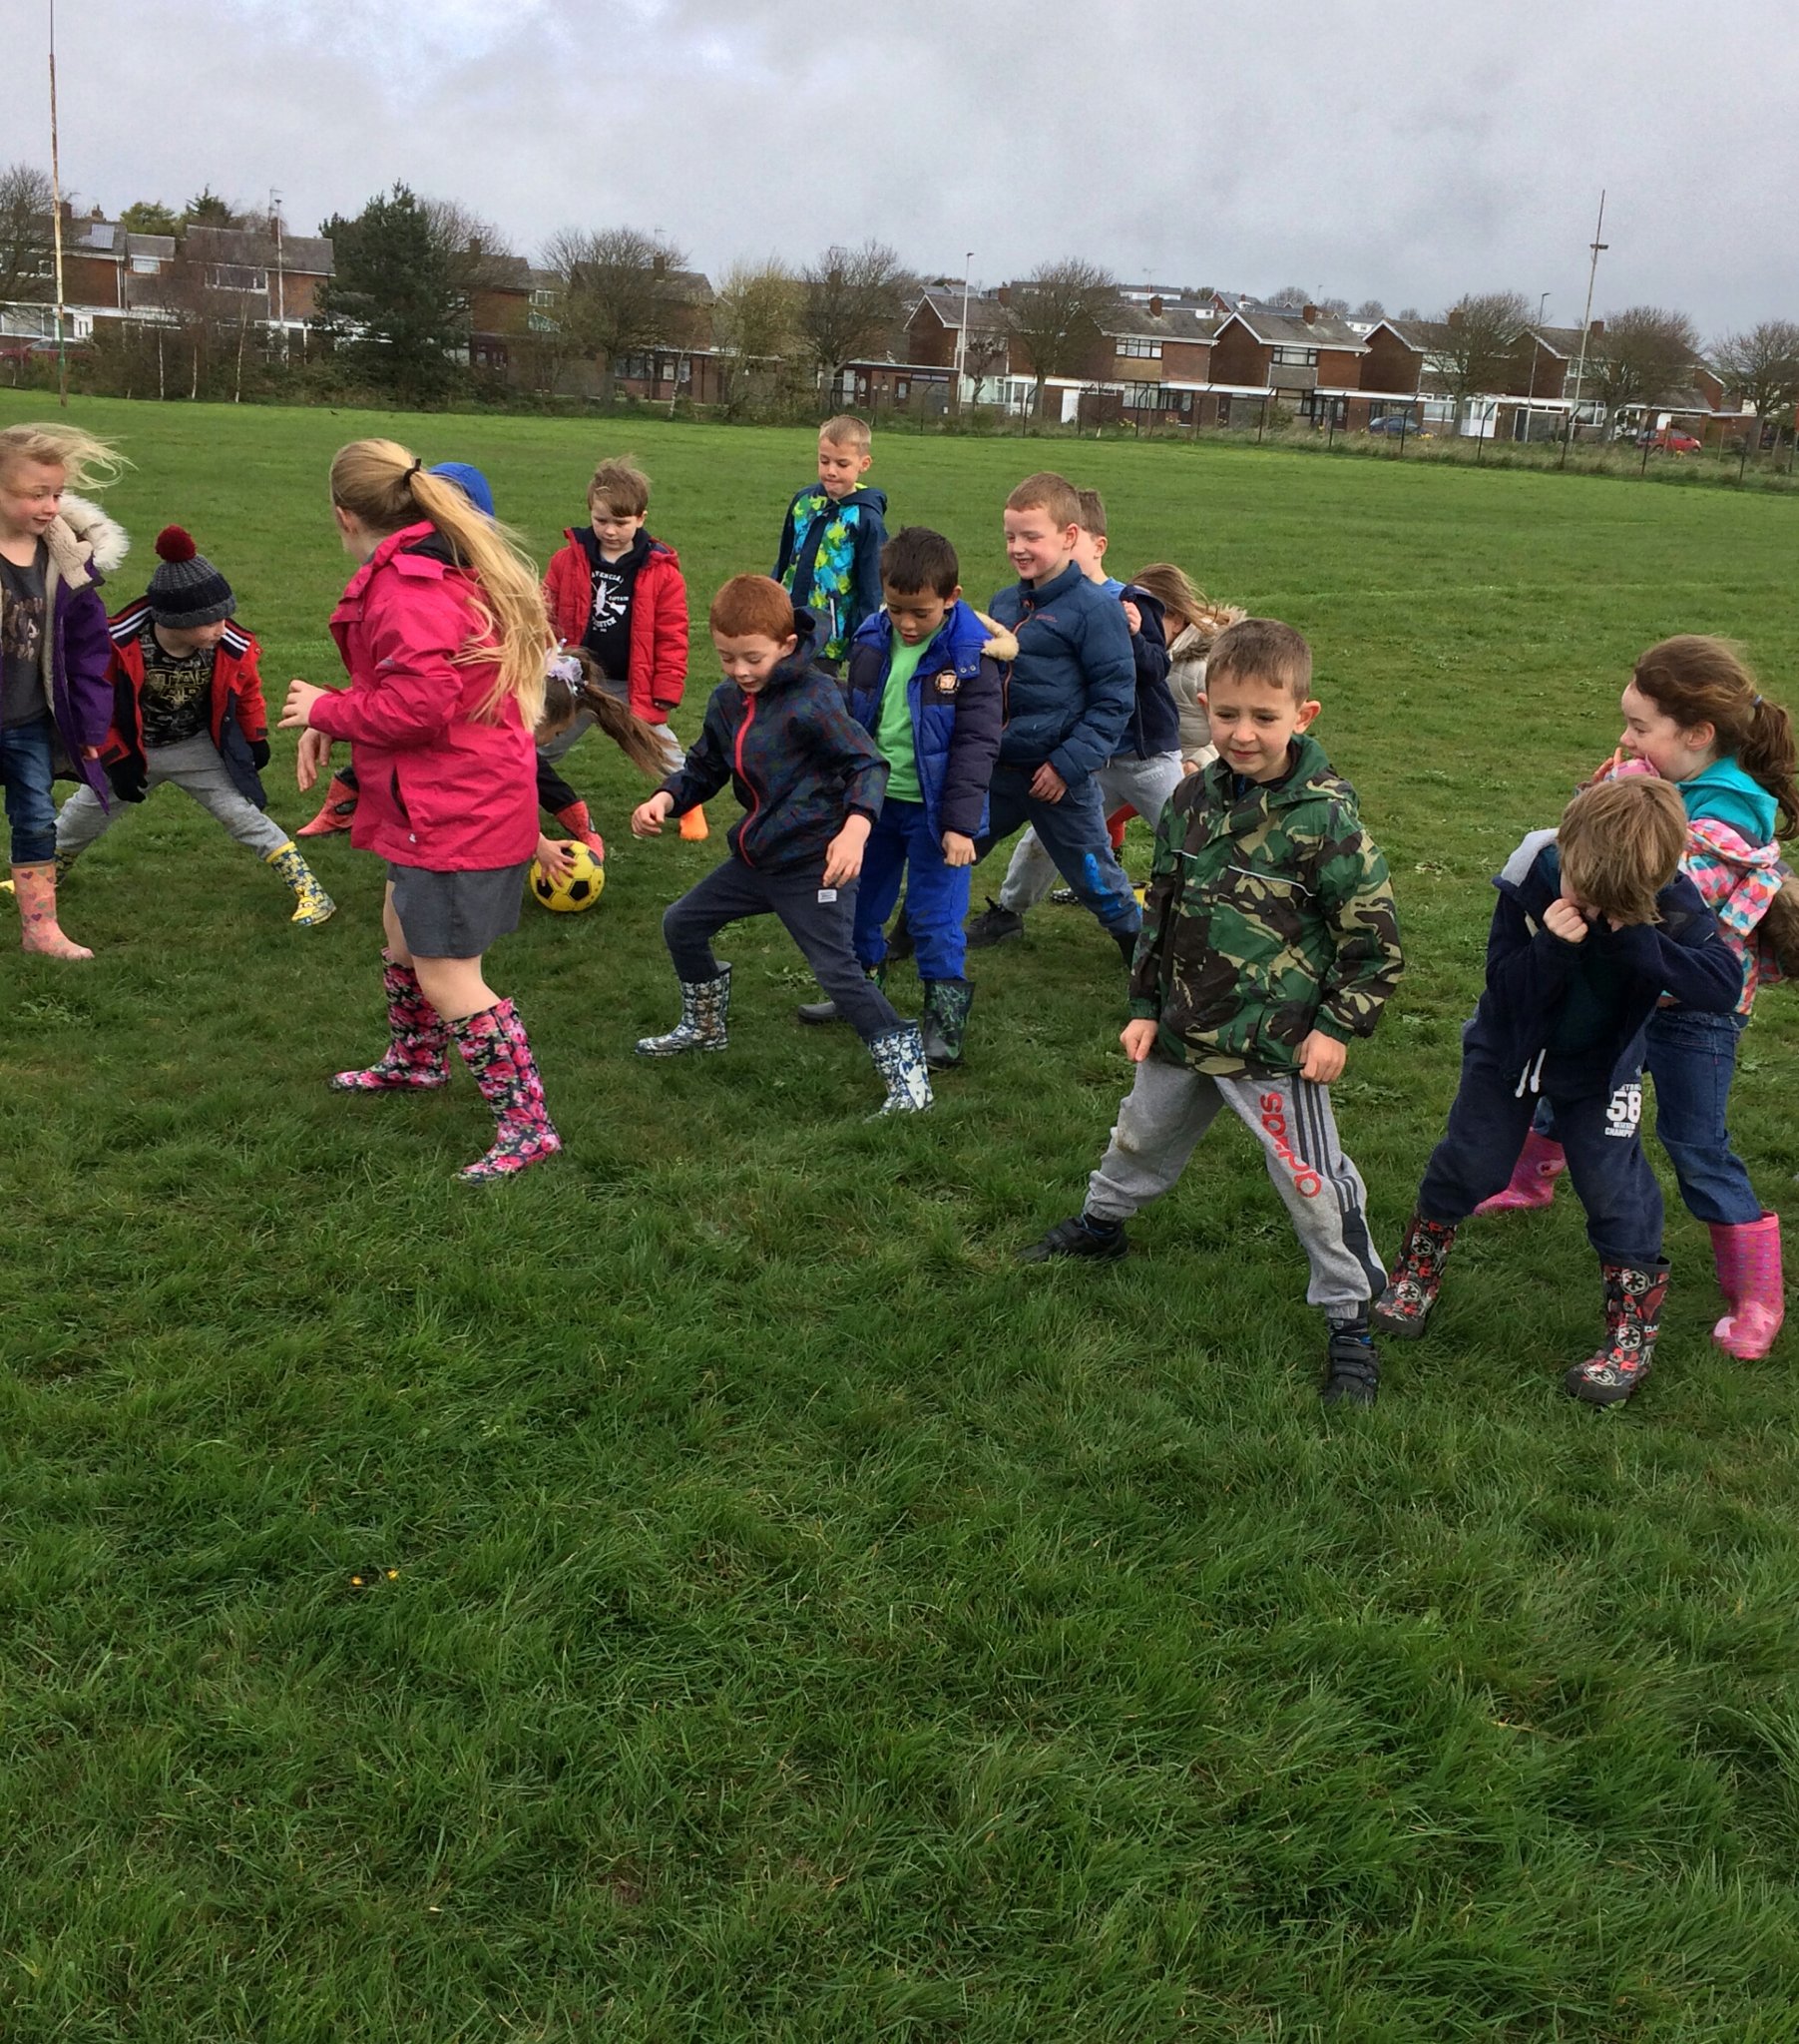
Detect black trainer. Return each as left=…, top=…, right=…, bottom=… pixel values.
left=1017, top=1213, right=1128, bottom=1264
left=1321, top=1317, right=1381, bottom=1406
left=967, top=897, right=1026, bottom=948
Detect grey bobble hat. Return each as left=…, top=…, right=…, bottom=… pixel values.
left=147, top=525, right=235, bottom=628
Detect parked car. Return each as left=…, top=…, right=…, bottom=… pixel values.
left=1367, top=413, right=1425, bottom=437
left=1634, top=427, right=1702, bottom=454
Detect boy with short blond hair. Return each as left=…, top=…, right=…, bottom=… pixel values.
left=1020, top=616, right=1405, bottom=1406
left=772, top=415, right=888, bottom=668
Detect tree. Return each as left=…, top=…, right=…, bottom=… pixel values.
left=711, top=257, right=804, bottom=412
left=119, top=200, right=180, bottom=237
left=1588, top=306, right=1700, bottom=432
left=1711, top=319, right=1799, bottom=427
left=1352, top=298, right=1387, bottom=321
left=0, top=163, right=55, bottom=305
left=1006, top=257, right=1118, bottom=418
left=421, top=197, right=518, bottom=326
left=799, top=240, right=906, bottom=396
left=543, top=225, right=685, bottom=402
left=184, top=188, right=241, bottom=229
left=1268, top=284, right=1350, bottom=318
left=1434, top=290, right=1530, bottom=427
left=315, top=184, right=462, bottom=404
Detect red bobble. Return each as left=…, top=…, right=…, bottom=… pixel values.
left=155, top=525, right=198, bottom=563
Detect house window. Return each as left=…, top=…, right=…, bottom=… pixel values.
left=1116, top=336, right=1162, bottom=358
left=896, top=378, right=910, bottom=400
left=209, top=264, right=267, bottom=292
left=1271, top=346, right=1318, bottom=366
left=530, top=287, right=558, bottom=308
left=130, top=256, right=159, bottom=275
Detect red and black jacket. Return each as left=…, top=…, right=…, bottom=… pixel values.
left=103, top=603, right=271, bottom=808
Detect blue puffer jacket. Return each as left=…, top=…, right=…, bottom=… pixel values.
left=844, top=601, right=1011, bottom=840
left=772, top=483, right=888, bottom=665
left=988, top=562, right=1134, bottom=784
left=658, top=613, right=888, bottom=873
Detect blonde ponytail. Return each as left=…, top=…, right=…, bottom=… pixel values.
left=329, top=438, right=549, bottom=726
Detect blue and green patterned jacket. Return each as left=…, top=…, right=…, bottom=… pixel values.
left=772, top=482, right=888, bottom=664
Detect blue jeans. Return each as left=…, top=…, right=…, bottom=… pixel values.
left=974, top=764, right=1141, bottom=937
left=854, top=798, right=971, bottom=982
left=1643, top=1006, right=1762, bottom=1226
left=0, top=716, right=58, bottom=865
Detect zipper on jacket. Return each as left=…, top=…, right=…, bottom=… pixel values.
left=733, top=692, right=759, bottom=864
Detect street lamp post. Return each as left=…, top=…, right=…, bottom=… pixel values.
left=1566, top=193, right=1607, bottom=457
left=955, top=251, right=973, bottom=407
left=48, top=0, right=68, bottom=407
left=1525, top=291, right=1549, bottom=440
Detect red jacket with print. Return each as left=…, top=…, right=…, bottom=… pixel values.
left=309, top=523, right=538, bottom=870
left=542, top=529, right=688, bottom=723
left=102, top=602, right=271, bottom=806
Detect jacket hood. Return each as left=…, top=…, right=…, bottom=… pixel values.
left=799, top=482, right=885, bottom=517
left=971, top=609, right=1019, bottom=663
left=1206, top=731, right=1344, bottom=809
left=569, top=525, right=675, bottom=569
left=47, top=492, right=130, bottom=584
left=1680, top=756, right=1778, bottom=844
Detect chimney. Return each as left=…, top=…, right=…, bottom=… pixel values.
left=654, top=253, right=669, bottom=278
left=1447, top=307, right=1465, bottom=329
left=1302, top=303, right=1319, bottom=325
left=469, top=235, right=483, bottom=257
left=996, top=283, right=1011, bottom=307
left=1587, top=317, right=1604, bottom=339
left=1148, top=293, right=1163, bottom=317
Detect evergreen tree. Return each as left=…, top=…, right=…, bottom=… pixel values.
left=316, top=185, right=463, bottom=405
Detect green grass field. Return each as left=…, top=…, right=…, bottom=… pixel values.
left=3, top=395, right=1798, bottom=2043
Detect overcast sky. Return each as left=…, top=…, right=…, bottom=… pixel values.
left=15, top=0, right=1797, bottom=335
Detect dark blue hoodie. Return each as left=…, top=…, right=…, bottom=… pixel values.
left=772, top=482, right=889, bottom=664
left=1469, top=843, right=1739, bottom=1099
left=658, top=613, right=888, bottom=874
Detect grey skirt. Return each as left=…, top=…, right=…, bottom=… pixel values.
left=387, top=860, right=528, bottom=957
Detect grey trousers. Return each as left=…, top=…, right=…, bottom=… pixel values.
left=56, top=735, right=290, bottom=860
left=1087, top=1048, right=1385, bottom=1314
left=998, top=750, right=1186, bottom=913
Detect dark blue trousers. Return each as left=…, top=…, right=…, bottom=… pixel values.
left=1420, top=1052, right=1662, bottom=1268
left=973, top=764, right=1141, bottom=938
left=854, top=797, right=970, bottom=982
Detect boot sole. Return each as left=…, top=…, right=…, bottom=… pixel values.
left=1370, top=1307, right=1431, bottom=1340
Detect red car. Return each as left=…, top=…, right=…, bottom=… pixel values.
left=1636, top=427, right=1702, bottom=454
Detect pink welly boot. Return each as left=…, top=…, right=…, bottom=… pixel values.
left=1708, top=1213, right=1785, bottom=1360
left=1475, top=1131, right=1566, bottom=1215
left=331, top=959, right=451, bottom=1091
left=449, top=997, right=561, bottom=1183
left=14, top=861, right=92, bottom=959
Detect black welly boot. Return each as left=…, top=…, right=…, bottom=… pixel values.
left=920, top=978, right=975, bottom=1069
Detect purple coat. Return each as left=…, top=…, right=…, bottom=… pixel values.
left=40, top=495, right=128, bottom=802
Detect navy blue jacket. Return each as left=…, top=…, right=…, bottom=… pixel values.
left=988, top=562, right=1135, bottom=783
left=844, top=601, right=1007, bottom=840
left=771, top=483, right=888, bottom=664
left=1467, top=844, right=1739, bottom=1099
left=1105, top=579, right=1177, bottom=759
left=659, top=614, right=888, bottom=873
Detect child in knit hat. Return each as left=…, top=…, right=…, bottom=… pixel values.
left=53, top=525, right=334, bottom=934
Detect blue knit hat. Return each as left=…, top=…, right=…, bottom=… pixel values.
left=428, top=462, right=495, bottom=518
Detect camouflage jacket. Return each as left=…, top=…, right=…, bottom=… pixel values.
left=1127, top=735, right=1403, bottom=1074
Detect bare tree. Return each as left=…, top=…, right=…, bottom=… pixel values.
left=0, top=163, right=55, bottom=305
left=422, top=197, right=517, bottom=329
left=543, top=225, right=685, bottom=402
left=712, top=257, right=804, bottom=411
left=1711, top=319, right=1799, bottom=428
left=1352, top=298, right=1387, bottom=321
left=1268, top=284, right=1313, bottom=308
left=799, top=240, right=906, bottom=397
left=1434, top=290, right=1530, bottom=428
left=1007, top=257, right=1118, bottom=418
left=1589, top=305, right=1701, bottom=432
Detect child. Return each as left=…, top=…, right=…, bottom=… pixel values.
left=1132, top=562, right=1245, bottom=776
left=1019, top=618, right=1403, bottom=1407
left=970, top=487, right=1173, bottom=944
left=542, top=454, right=704, bottom=842
left=279, top=439, right=559, bottom=1184
left=531, top=645, right=671, bottom=881
left=772, top=415, right=888, bottom=670
left=967, top=471, right=1141, bottom=963
left=794, top=527, right=1009, bottom=1068
left=0, top=420, right=126, bottom=959
left=53, top=526, right=334, bottom=933
left=1375, top=776, right=1741, bottom=1406
left=630, top=574, right=932, bottom=1116
left=1476, top=637, right=1795, bottom=1362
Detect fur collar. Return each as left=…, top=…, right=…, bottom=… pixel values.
left=43, top=492, right=131, bottom=590
left=972, top=609, right=1019, bottom=663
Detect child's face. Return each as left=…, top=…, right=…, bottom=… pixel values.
left=155, top=619, right=228, bottom=655
left=590, top=498, right=646, bottom=556
left=817, top=439, right=871, bottom=500
left=714, top=628, right=798, bottom=695
left=1206, top=672, right=1320, bottom=782
left=1003, top=504, right=1078, bottom=585
left=1619, top=681, right=1714, bottom=780
left=884, top=583, right=958, bottom=647
left=0, top=458, right=65, bottom=542
left=1071, top=525, right=1109, bottom=581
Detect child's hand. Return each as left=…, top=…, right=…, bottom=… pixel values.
left=1298, top=1030, right=1347, bottom=1085
left=941, top=829, right=976, bottom=867
left=1030, top=762, right=1068, bottom=803
left=631, top=792, right=674, bottom=837
left=1121, top=598, right=1142, bottom=636
left=279, top=678, right=326, bottom=731
left=1544, top=898, right=1589, bottom=944
left=295, top=730, right=331, bottom=791
left=821, top=813, right=871, bottom=887
left=535, top=834, right=576, bottom=883
left=1121, top=1018, right=1158, bottom=1061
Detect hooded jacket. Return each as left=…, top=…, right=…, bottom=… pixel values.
left=1128, top=733, right=1403, bottom=1076
left=310, top=522, right=538, bottom=870
left=1104, top=580, right=1179, bottom=760
left=102, top=605, right=270, bottom=807
left=772, top=483, right=888, bottom=664
left=541, top=527, right=688, bottom=722
left=1, top=493, right=128, bottom=807
left=1468, top=843, right=1739, bottom=1099
left=658, top=612, right=888, bottom=873
left=1165, top=620, right=1216, bottom=766
left=844, top=603, right=1012, bottom=841
left=988, top=561, right=1135, bottom=785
